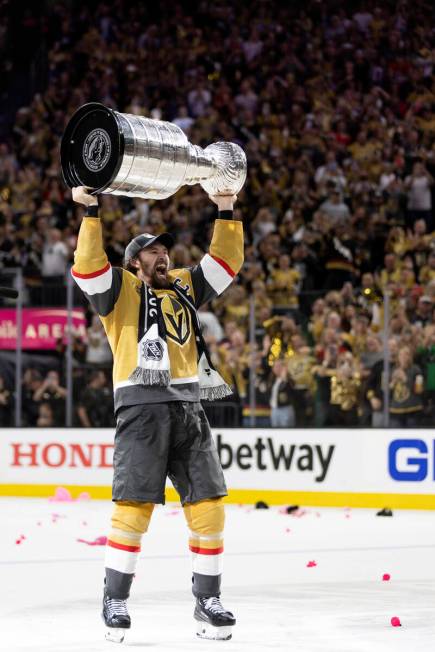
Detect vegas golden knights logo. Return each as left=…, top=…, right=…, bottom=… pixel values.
left=161, top=295, right=190, bottom=345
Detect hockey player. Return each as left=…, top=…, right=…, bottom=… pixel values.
left=71, top=186, right=243, bottom=643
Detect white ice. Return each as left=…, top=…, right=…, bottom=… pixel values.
left=1, top=497, right=434, bottom=652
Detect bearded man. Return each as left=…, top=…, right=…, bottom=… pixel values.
left=71, top=186, right=243, bottom=643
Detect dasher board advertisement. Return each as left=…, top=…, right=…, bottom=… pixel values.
left=0, top=428, right=434, bottom=509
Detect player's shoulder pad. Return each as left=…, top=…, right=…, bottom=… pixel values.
left=120, top=267, right=142, bottom=294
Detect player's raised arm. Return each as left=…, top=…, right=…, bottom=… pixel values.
left=71, top=186, right=122, bottom=316
left=190, top=194, right=244, bottom=307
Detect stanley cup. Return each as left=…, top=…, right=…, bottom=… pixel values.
left=60, top=103, right=247, bottom=199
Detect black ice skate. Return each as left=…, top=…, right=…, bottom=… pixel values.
left=102, top=589, right=131, bottom=643
left=194, top=596, right=236, bottom=640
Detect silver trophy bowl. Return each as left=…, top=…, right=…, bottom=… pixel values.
left=61, top=103, right=247, bottom=199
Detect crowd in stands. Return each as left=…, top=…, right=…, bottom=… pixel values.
left=2, top=0, right=435, bottom=427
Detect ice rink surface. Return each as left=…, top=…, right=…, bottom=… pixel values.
left=1, top=497, right=434, bottom=652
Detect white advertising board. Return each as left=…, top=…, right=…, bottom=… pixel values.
left=0, top=428, right=434, bottom=508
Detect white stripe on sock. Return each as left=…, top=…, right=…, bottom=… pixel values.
left=105, top=546, right=140, bottom=575
left=191, top=552, right=223, bottom=576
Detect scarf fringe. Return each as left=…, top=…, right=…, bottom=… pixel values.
left=200, top=383, right=233, bottom=401
left=128, top=367, right=171, bottom=387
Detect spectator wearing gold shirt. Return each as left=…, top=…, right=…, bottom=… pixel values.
left=356, top=273, right=383, bottom=327
left=378, top=253, right=400, bottom=288
left=266, top=253, right=301, bottom=310
left=328, top=352, right=361, bottom=426
left=218, top=345, right=248, bottom=404
left=263, top=315, right=299, bottom=364
left=287, top=334, right=315, bottom=426
left=215, top=285, right=249, bottom=330
left=343, top=312, right=371, bottom=357
left=307, top=298, right=327, bottom=344
left=402, top=219, right=434, bottom=272
left=419, top=251, right=435, bottom=284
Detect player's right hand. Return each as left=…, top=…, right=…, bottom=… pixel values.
left=72, top=186, right=98, bottom=207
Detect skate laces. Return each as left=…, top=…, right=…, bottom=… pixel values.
left=105, top=597, right=129, bottom=617
left=202, top=596, right=226, bottom=614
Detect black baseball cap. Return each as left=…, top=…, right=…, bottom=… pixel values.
left=124, top=232, right=174, bottom=265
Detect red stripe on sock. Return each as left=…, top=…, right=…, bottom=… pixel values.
left=189, top=545, right=224, bottom=555
left=72, top=262, right=111, bottom=279
left=210, top=255, right=235, bottom=278
left=107, top=540, right=141, bottom=553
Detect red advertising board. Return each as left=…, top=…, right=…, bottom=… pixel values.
left=0, top=308, right=87, bottom=350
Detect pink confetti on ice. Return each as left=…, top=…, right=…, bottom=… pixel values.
left=15, top=539, right=22, bottom=545
left=165, top=510, right=180, bottom=516
left=37, top=521, right=42, bottom=527
left=48, top=487, right=73, bottom=502
left=391, top=616, right=401, bottom=627
left=77, top=536, right=107, bottom=546
left=383, top=573, right=391, bottom=581
left=307, top=560, right=317, bottom=568
left=345, top=514, right=351, bottom=519
left=82, top=521, right=88, bottom=526
left=316, top=512, right=321, bottom=518
left=285, top=528, right=291, bottom=533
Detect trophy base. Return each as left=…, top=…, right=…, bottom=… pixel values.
left=60, top=103, right=124, bottom=194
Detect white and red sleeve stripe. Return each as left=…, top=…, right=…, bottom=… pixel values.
left=71, top=262, right=113, bottom=296
left=200, top=254, right=235, bottom=296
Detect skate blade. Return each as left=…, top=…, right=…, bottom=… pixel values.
left=196, top=621, right=233, bottom=640
left=105, top=627, right=126, bottom=643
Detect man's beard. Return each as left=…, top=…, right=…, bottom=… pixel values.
left=151, top=270, right=170, bottom=288
left=150, top=264, right=170, bottom=289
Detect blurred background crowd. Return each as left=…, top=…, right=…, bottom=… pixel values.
left=1, top=0, right=435, bottom=427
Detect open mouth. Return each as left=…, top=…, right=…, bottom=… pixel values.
left=155, top=263, right=167, bottom=277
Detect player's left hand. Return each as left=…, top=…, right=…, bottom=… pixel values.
left=209, top=194, right=237, bottom=211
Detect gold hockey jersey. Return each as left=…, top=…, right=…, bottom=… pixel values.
left=72, top=215, right=244, bottom=411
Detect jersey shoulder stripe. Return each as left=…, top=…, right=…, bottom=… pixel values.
left=200, top=254, right=234, bottom=295
left=72, top=263, right=112, bottom=295
left=72, top=266, right=123, bottom=316
left=210, top=254, right=235, bottom=278
left=72, top=261, right=111, bottom=279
